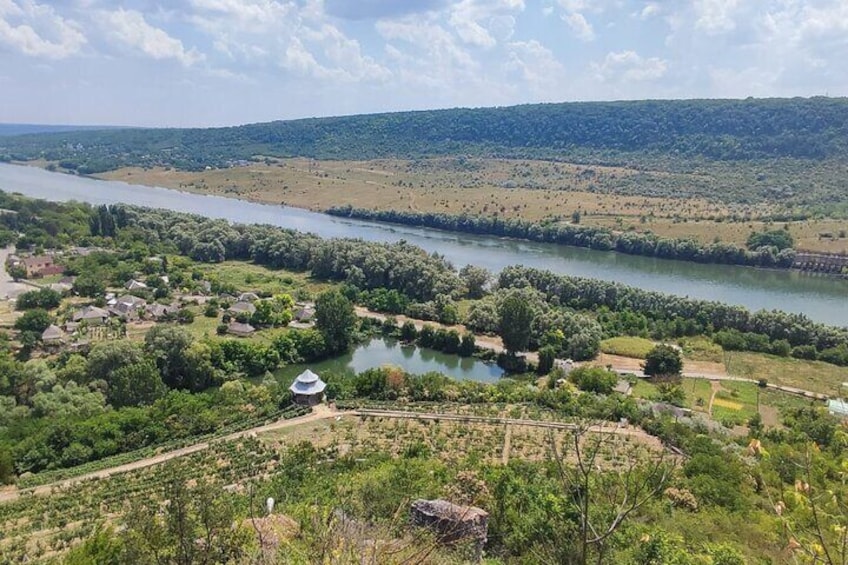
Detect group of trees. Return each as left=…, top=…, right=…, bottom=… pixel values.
left=498, top=265, right=848, bottom=364
left=465, top=286, right=603, bottom=361
left=328, top=207, right=797, bottom=268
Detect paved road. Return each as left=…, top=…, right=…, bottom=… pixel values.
left=0, top=246, right=28, bottom=302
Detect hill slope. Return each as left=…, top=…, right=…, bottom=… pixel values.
left=1, top=97, right=847, bottom=173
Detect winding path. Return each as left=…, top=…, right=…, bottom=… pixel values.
left=0, top=405, right=659, bottom=505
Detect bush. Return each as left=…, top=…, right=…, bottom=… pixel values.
left=568, top=366, right=618, bottom=394
left=177, top=309, right=195, bottom=324
left=791, top=344, right=818, bottom=360
left=16, top=288, right=62, bottom=310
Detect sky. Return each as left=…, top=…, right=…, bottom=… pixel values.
left=1, top=0, right=847, bottom=127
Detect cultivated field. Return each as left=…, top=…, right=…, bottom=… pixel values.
left=95, top=158, right=848, bottom=253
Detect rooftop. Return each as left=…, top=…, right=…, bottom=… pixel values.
left=290, top=369, right=326, bottom=395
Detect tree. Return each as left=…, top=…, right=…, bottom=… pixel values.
left=87, top=341, right=147, bottom=384
left=400, top=320, right=417, bottom=342
left=144, top=326, right=214, bottom=391
left=109, top=360, right=166, bottom=407
left=643, top=344, right=683, bottom=380
left=7, top=262, right=27, bottom=281
left=546, top=424, right=674, bottom=565
left=72, top=274, right=106, bottom=298
left=459, top=264, right=491, bottom=299
left=15, top=288, right=61, bottom=310
left=122, top=467, right=252, bottom=564
left=14, top=309, right=52, bottom=334
left=315, top=290, right=357, bottom=354
left=747, top=229, right=794, bottom=251
left=498, top=290, right=534, bottom=354
left=568, top=366, right=618, bottom=394
left=537, top=345, right=556, bottom=375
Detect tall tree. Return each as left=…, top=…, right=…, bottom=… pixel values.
left=498, top=290, right=534, bottom=354
left=643, top=344, right=684, bottom=380
left=315, top=289, right=357, bottom=354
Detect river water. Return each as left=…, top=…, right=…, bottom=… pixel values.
left=1, top=163, right=845, bottom=326
left=275, top=337, right=504, bottom=384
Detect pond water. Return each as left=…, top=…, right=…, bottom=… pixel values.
left=275, top=337, right=505, bottom=383
left=1, top=163, right=846, bottom=326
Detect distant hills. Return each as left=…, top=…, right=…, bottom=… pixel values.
left=0, top=124, right=127, bottom=137
left=1, top=97, right=847, bottom=173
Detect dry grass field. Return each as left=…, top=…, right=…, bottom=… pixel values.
left=95, top=158, right=848, bottom=252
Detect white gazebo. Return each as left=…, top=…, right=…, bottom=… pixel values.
left=289, top=369, right=327, bottom=406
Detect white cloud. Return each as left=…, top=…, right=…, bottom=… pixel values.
left=101, top=9, right=203, bottom=66
left=593, top=50, right=668, bottom=82
left=562, top=11, right=594, bottom=41
left=0, top=0, right=86, bottom=59
left=505, top=39, right=566, bottom=93
left=447, top=0, right=524, bottom=48
left=639, top=3, right=660, bottom=20
left=694, top=0, right=740, bottom=34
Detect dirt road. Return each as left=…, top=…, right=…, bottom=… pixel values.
left=0, top=405, right=346, bottom=504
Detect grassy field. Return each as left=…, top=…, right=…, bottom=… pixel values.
left=95, top=159, right=848, bottom=253
left=724, top=351, right=848, bottom=396
left=195, top=261, right=335, bottom=298
left=600, top=336, right=655, bottom=358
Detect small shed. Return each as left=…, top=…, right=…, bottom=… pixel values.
left=41, top=324, right=65, bottom=346
left=289, top=369, right=326, bottom=406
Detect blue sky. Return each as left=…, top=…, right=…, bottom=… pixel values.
left=1, top=0, right=847, bottom=127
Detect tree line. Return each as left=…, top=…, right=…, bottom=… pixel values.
left=498, top=265, right=848, bottom=365
left=327, top=205, right=797, bottom=268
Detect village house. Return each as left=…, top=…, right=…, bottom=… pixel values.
left=289, top=369, right=326, bottom=406
left=41, top=324, right=66, bottom=346
left=228, top=301, right=257, bottom=316
left=146, top=303, right=178, bottom=320
left=19, top=255, right=64, bottom=278
left=109, top=295, right=147, bottom=319
left=227, top=321, right=256, bottom=337
left=125, top=279, right=148, bottom=291
left=72, top=305, right=110, bottom=325
left=294, top=305, right=315, bottom=322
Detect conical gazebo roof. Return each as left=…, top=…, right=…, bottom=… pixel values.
left=290, top=369, right=326, bottom=395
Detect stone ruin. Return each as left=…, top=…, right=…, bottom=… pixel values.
left=410, top=499, right=489, bottom=562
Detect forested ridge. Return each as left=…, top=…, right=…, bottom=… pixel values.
left=2, top=97, right=847, bottom=173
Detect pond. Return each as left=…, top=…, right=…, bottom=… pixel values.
left=275, top=337, right=505, bottom=383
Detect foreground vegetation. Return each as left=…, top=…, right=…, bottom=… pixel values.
left=1, top=190, right=848, bottom=563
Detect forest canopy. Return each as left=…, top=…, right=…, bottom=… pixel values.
left=2, top=97, right=847, bottom=172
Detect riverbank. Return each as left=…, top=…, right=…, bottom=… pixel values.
left=2, top=163, right=847, bottom=326
left=82, top=160, right=846, bottom=256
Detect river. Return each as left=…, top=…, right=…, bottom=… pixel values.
left=1, top=163, right=846, bottom=326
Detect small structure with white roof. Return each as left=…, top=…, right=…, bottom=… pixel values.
left=289, top=369, right=326, bottom=406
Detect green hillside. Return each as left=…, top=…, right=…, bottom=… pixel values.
left=2, top=97, right=847, bottom=173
